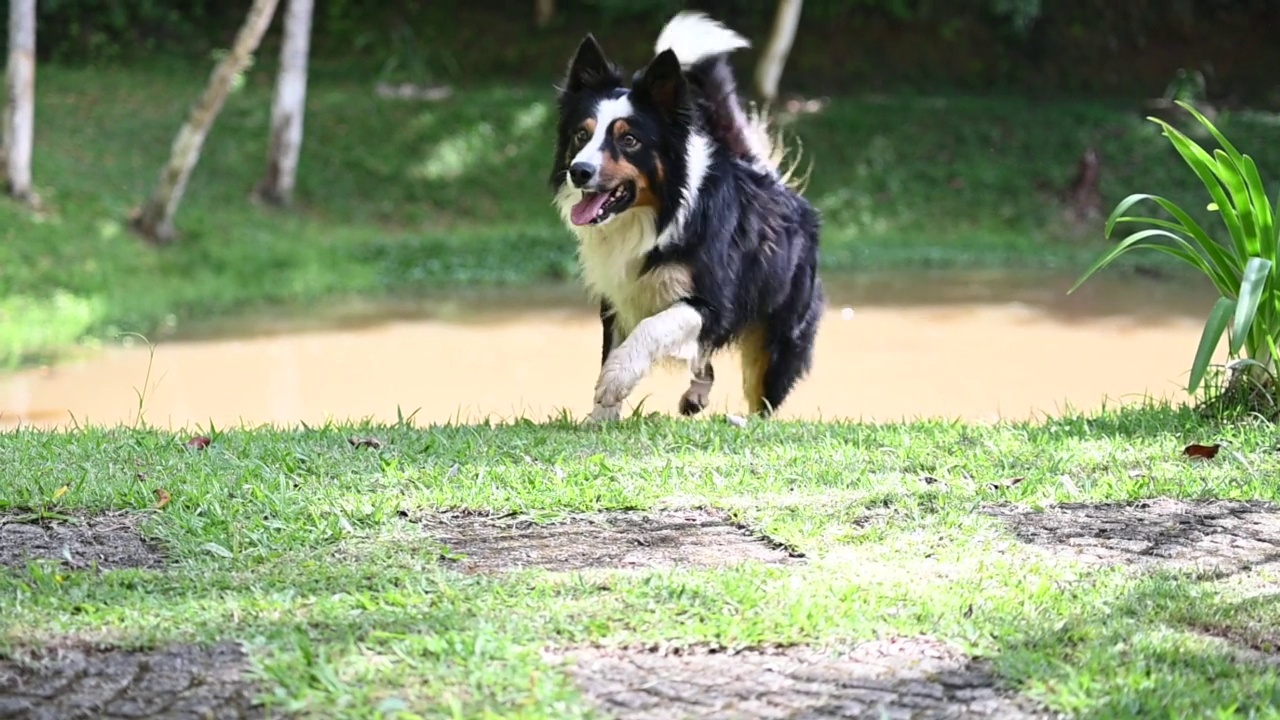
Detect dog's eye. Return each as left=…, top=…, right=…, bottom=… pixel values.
left=573, top=129, right=590, bottom=145
left=618, top=133, right=640, bottom=150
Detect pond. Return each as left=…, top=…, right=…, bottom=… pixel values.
left=0, top=270, right=1223, bottom=430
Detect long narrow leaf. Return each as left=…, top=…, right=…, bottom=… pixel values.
left=1269, top=184, right=1280, bottom=249
left=1230, top=257, right=1272, bottom=355
left=1177, top=100, right=1243, bottom=165
left=1241, top=155, right=1274, bottom=252
left=1108, top=193, right=1241, bottom=285
left=1214, top=148, right=1258, bottom=254
left=1189, top=297, right=1236, bottom=393
left=1154, top=119, right=1247, bottom=256
left=1111, top=216, right=1235, bottom=294
left=1105, top=193, right=1164, bottom=237
left=1069, top=228, right=1216, bottom=294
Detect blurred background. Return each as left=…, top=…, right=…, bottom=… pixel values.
left=2, top=0, right=1278, bottom=429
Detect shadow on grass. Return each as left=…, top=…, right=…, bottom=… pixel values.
left=987, top=570, right=1280, bottom=718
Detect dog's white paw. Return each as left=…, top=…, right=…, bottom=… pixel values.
left=594, top=353, right=646, bottom=409
left=586, top=403, right=622, bottom=424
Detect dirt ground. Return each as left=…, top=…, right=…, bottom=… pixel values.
left=0, top=511, right=163, bottom=572
left=548, top=636, right=1060, bottom=720
left=983, top=499, right=1280, bottom=576
left=412, top=508, right=804, bottom=574
left=0, top=641, right=275, bottom=720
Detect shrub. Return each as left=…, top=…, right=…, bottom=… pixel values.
left=1069, top=101, right=1280, bottom=405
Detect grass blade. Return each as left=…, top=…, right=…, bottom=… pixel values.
left=1230, top=257, right=1272, bottom=355
left=1189, top=296, right=1236, bottom=393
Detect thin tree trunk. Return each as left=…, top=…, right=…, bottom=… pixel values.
left=535, top=0, right=555, bottom=28
left=253, top=0, right=313, bottom=207
left=4, top=0, right=36, bottom=202
left=755, top=0, right=803, bottom=104
left=133, top=0, right=281, bottom=244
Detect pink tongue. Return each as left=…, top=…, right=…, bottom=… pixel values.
left=570, top=191, right=610, bottom=226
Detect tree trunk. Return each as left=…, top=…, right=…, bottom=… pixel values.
left=132, top=0, right=281, bottom=244
left=253, top=0, right=313, bottom=207
left=535, top=0, right=555, bottom=28
left=755, top=0, right=804, bottom=104
left=4, top=0, right=36, bottom=202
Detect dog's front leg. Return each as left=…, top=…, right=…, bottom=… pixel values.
left=591, top=302, right=703, bottom=418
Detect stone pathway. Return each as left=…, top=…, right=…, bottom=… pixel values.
left=549, top=636, right=1060, bottom=719
left=983, top=499, right=1280, bottom=575
left=413, top=508, right=803, bottom=574
left=0, top=641, right=275, bottom=720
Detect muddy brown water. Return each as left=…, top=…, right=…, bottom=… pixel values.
left=0, top=271, right=1225, bottom=430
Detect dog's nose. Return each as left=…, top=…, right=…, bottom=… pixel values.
left=568, top=162, right=596, bottom=188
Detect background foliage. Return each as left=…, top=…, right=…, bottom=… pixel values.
left=22, top=0, right=1280, bottom=101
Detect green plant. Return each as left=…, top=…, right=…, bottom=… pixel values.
left=1069, top=101, right=1280, bottom=399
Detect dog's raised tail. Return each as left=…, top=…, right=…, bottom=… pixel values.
left=652, top=12, right=808, bottom=191
left=653, top=11, right=751, bottom=64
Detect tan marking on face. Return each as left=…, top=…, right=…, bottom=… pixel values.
left=739, top=324, right=771, bottom=415
left=599, top=122, right=660, bottom=213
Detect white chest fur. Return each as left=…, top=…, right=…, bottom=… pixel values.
left=566, top=208, right=693, bottom=339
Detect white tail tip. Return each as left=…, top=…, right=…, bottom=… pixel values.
left=653, top=11, right=750, bottom=68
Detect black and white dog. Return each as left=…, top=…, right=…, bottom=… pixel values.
left=549, top=12, right=824, bottom=422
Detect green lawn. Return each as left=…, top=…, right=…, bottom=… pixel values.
left=4, top=63, right=1279, bottom=368
left=2, top=405, right=1279, bottom=718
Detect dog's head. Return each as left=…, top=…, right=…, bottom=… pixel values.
left=550, top=35, right=693, bottom=229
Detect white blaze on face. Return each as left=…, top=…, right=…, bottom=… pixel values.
left=570, top=95, right=634, bottom=175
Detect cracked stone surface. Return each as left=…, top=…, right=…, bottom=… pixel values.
left=549, top=636, right=1059, bottom=719
left=0, top=641, right=276, bottom=719
left=413, top=509, right=802, bottom=574
left=983, top=499, right=1280, bottom=574
left=0, top=512, right=163, bottom=572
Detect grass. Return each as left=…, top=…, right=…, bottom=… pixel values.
left=2, top=404, right=1280, bottom=717
left=4, top=63, right=1280, bottom=367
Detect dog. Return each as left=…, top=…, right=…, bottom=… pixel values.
left=549, top=11, right=824, bottom=422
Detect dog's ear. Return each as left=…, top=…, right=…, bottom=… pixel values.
left=564, top=34, right=620, bottom=94
left=632, top=49, right=687, bottom=118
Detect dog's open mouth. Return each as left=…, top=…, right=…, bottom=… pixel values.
left=570, top=182, right=635, bottom=226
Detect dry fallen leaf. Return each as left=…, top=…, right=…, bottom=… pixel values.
left=1183, top=442, right=1221, bottom=460
left=154, top=488, right=171, bottom=510
left=348, top=436, right=383, bottom=450
left=987, top=477, right=1025, bottom=491
left=186, top=436, right=211, bottom=450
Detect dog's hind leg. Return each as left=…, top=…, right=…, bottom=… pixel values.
left=742, top=281, right=823, bottom=416
left=679, top=354, right=714, bottom=416
left=740, top=324, right=771, bottom=415
left=762, top=284, right=823, bottom=415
